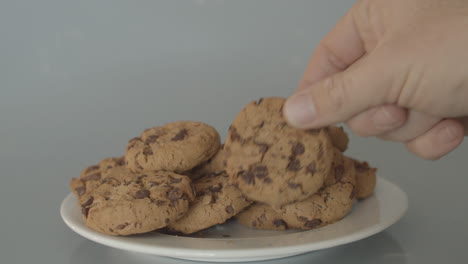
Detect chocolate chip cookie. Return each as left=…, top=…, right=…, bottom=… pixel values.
left=353, top=159, right=377, bottom=199
left=167, top=171, right=251, bottom=234
left=329, top=126, right=349, bottom=152
left=236, top=203, right=288, bottom=230
left=80, top=171, right=195, bottom=235
left=70, top=157, right=126, bottom=198
left=125, top=121, right=221, bottom=174
left=281, top=150, right=357, bottom=230
left=186, top=146, right=226, bottom=179
left=224, top=97, right=335, bottom=208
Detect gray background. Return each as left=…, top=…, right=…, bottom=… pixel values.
left=1, top=0, right=467, bottom=263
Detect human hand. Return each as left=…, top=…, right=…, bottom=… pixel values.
left=283, top=0, right=468, bottom=160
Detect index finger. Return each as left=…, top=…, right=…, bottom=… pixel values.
left=298, top=2, right=368, bottom=91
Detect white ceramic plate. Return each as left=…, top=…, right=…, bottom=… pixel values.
left=61, top=176, right=407, bottom=262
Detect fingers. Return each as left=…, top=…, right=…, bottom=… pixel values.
left=378, top=111, right=441, bottom=142
left=284, top=51, right=391, bottom=129
left=406, top=119, right=465, bottom=160
left=297, top=3, right=366, bottom=91
left=346, top=105, right=407, bottom=137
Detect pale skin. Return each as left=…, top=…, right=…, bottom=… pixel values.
left=283, top=0, right=468, bottom=160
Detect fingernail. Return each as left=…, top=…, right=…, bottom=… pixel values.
left=437, top=124, right=462, bottom=144
left=372, top=107, right=403, bottom=130
left=284, top=92, right=316, bottom=128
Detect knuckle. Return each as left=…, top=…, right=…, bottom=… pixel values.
left=324, top=75, right=349, bottom=111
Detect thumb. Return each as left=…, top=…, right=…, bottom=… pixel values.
left=284, top=52, right=395, bottom=129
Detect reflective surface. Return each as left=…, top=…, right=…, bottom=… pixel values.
left=1, top=1, right=467, bottom=263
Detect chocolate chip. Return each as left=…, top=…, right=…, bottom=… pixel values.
left=81, top=196, right=94, bottom=217
left=116, top=158, right=125, bottom=166
left=305, top=219, right=322, bottom=228
left=208, top=183, right=223, bottom=193
left=85, top=165, right=100, bottom=173
left=252, top=165, right=268, bottom=179
left=206, top=171, right=224, bottom=178
left=123, top=180, right=133, bottom=186
left=127, top=137, right=142, bottom=149
left=168, top=188, right=181, bottom=206
left=273, top=219, right=287, bottom=228
left=150, top=181, right=160, bottom=187
left=263, top=177, right=272, bottom=184
left=225, top=205, right=234, bottom=214
left=143, top=147, right=153, bottom=155
left=145, top=135, right=159, bottom=144
left=288, top=182, right=302, bottom=189
left=209, top=195, right=218, bottom=204
left=82, top=172, right=101, bottom=181
left=154, top=200, right=166, bottom=206
left=135, top=189, right=150, bottom=199
left=324, top=192, right=330, bottom=202
left=306, top=162, right=316, bottom=175
left=335, top=165, right=345, bottom=181
left=137, top=174, right=148, bottom=180
left=75, top=186, right=86, bottom=196
left=180, top=193, right=190, bottom=201
left=255, top=97, right=264, bottom=105
left=239, top=170, right=255, bottom=184
left=116, top=223, right=128, bottom=230
left=355, top=161, right=369, bottom=172
left=229, top=127, right=242, bottom=142
left=255, top=143, right=270, bottom=154
left=172, top=129, right=188, bottom=141
left=287, top=159, right=301, bottom=171
left=291, top=142, right=305, bottom=156
left=82, top=196, right=94, bottom=207
left=298, top=216, right=308, bottom=222
left=168, top=176, right=182, bottom=183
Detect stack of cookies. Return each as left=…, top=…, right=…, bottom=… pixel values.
left=69, top=97, right=376, bottom=236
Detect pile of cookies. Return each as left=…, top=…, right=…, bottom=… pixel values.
left=69, top=97, right=376, bottom=236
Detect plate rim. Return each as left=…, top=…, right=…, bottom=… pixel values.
left=61, top=176, right=408, bottom=261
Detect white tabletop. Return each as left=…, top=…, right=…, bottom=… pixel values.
left=1, top=1, right=467, bottom=263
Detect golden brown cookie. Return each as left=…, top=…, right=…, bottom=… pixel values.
left=281, top=151, right=356, bottom=230
left=125, top=121, right=221, bottom=174
left=167, top=171, right=251, bottom=234
left=224, top=97, right=335, bottom=209
left=353, top=159, right=377, bottom=199
left=70, top=157, right=126, bottom=199
left=80, top=171, right=195, bottom=236
left=236, top=203, right=288, bottom=230
left=329, top=126, right=349, bottom=152
left=186, top=146, right=226, bottom=180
